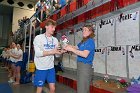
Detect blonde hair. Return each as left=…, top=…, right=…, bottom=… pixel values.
left=45, top=19, right=57, bottom=26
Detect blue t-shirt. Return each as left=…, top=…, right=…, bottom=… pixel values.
left=77, top=38, right=95, bottom=65
left=59, top=0, right=66, bottom=7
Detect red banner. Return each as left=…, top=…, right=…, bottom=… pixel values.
left=63, top=22, right=68, bottom=29
left=73, top=17, right=78, bottom=25
left=96, top=5, right=103, bottom=17
left=70, top=1, right=76, bottom=12
left=57, top=11, right=61, bottom=19
left=84, top=10, right=91, bottom=20
left=118, top=0, right=124, bottom=8
left=61, top=6, right=66, bottom=17
left=123, top=0, right=138, bottom=6
left=53, top=14, right=57, bottom=21
left=76, top=0, right=84, bottom=9
left=84, top=0, right=90, bottom=5
left=78, top=13, right=85, bottom=23
left=91, top=8, right=97, bottom=19
left=59, top=24, right=63, bottom=30
left=67, top=19, right=73, bottom=27
left=53, top=0, right=139, bottom=32
left=102, top=2, right=111, bottom=15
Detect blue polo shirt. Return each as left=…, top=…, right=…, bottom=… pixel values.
left=77, top=38, right=95, bottom=65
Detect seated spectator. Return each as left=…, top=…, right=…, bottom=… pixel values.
left=58, top=0, right=67, bottom=7
left=36, top=0, right=47, bottom=21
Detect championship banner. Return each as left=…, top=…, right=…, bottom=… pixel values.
left=94, top=47, right=106, bottom=74
left=107, top=46, right=127, bottom=77
left=116, top=11, right=139, bottom=45
left=98, top=17, right=115, bottom=47
left=128, top=45, right=140, bottom=78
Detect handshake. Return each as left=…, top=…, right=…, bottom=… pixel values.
left=55, top=46, right=67, bottom=58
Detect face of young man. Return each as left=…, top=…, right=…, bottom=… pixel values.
left=45, top=25, right=56, bottom=36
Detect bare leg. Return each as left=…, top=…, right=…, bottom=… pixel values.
left=36, top=87, right=43, bottom=93
left=13, top=66, right=21, bottom=85
left=48, top=83, right=55, bottom=93
left=11, top=64, right=16, bottom=81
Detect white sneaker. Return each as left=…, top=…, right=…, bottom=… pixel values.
left=8, top=78, right=15, bottom=83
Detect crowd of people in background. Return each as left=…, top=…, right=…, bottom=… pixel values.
left=35, top=0, right=71, bottom=22
left=1, top=42, right=23, bottom=85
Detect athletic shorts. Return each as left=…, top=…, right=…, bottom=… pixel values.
left=34, top=68, right=56, bottom=87
left=15, top=61, right=22, bottom=67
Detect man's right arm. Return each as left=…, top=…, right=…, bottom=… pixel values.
left=34, top=45, right=62, bottom=57
left=43, top=48, right=62, bottom=56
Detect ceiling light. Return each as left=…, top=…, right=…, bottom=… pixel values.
left=27, top=4, right=33, bottom=9
left=7, top=0, right=14, bottom=5
left=17, top=2, right=24, bottom=7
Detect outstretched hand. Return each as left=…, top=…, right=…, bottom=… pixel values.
left=63, top=45, right=75, bottom=52
left=61, top=49, right=67, bottom=53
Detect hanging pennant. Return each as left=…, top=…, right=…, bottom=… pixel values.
left=61, top=6, right=66, bottom=17
left=83, top=0, right=90, bottom=5
left=70, top=1, right=76, bottom=12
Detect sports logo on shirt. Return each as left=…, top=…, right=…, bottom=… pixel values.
left=44, top=44, right=55, bottom=49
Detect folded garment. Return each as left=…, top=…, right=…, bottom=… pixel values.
left=127, top=84, right=140, bottom=92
